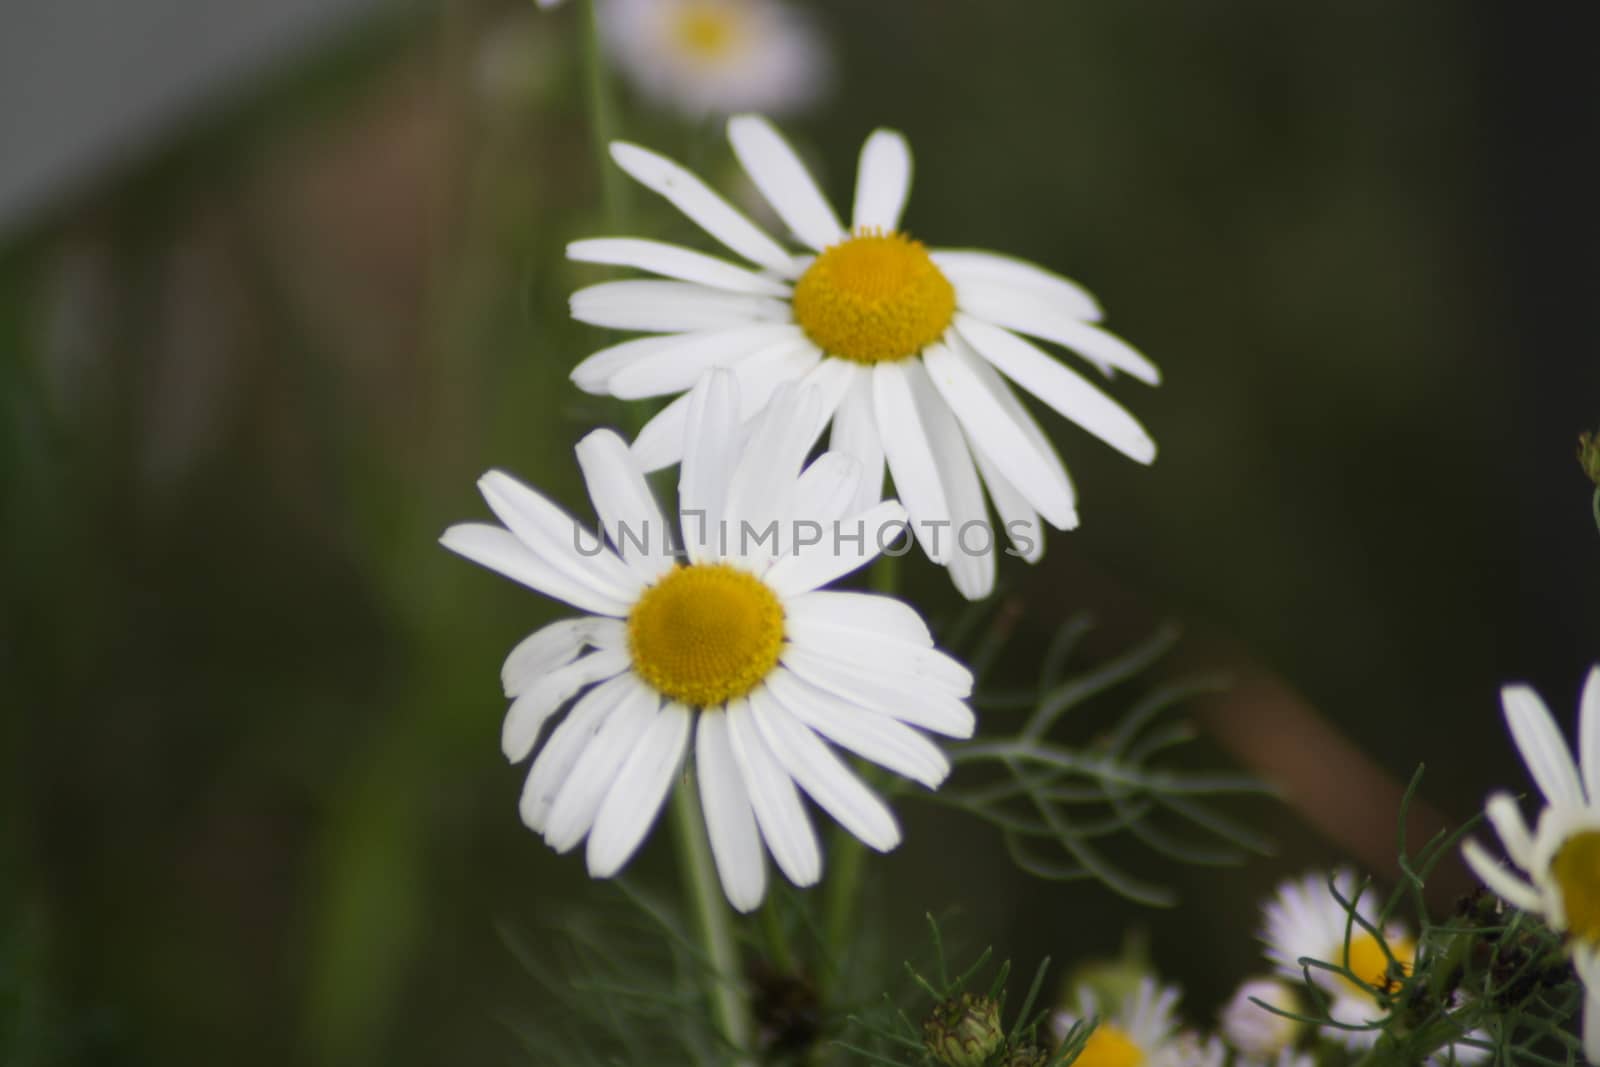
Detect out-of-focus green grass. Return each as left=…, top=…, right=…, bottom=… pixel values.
left=3, top=2, right=1597, bottom=1065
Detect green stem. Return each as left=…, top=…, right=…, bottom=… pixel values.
left=580, top=0, right=626, bottom=230
left=673, top=776, right=752, bottom=1058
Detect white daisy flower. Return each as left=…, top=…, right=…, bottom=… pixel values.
left=440, top=372, right=974, bottom=912
left=1461, top=666, right=1600, bottom=1061
left=1220, top=976, right=1302, bottom=1059
left=1050, top=977, right=1184, bottom=1067
left=1259, top=871, right=1487, bottom=1065
left=567, top=115, right=1158, bottom=600
left=599, top=0, right=828, bottom=118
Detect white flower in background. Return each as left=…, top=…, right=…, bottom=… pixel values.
left=1220, top=976, right=1302, bottom=1059
left=440, top=373, right=974, bottom=912
left=1462, top=666, right=1600, bottom=1062
left=1050, top=977, right=1184, bottom=1067
left=567, top=115, right=1158, bottom=600
left=1258, top=870, right=1486, bottom=1065
left=599, top=0, right=828, bottom=118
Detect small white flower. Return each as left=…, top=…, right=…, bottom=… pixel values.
left=599, top=0, right=828, bottom=118
left=1051, top=977, right=1184, bottom=1067
left=1462, top=666, right=1600, bottom=1062
left=567, top=115, right=1158, bottom=600
left=1220, top=976, right=1302, bottom=1058
left=440, top=372, right=973, bottom=912
left=1258, top=870, right=1485, bottom=1065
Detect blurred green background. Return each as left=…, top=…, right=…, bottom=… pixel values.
left=4, top=1, right=1597, bottom=1064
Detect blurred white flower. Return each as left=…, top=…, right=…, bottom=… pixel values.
left=599, top=0, right=828, bottom=118
left=1219, top=977, right=1302, bottom=1059
left=1051, top=977, right=1184, bottom=1067
left=1462, top=666, right=1600, bottom=1062
left=440, top=372, right=973, bottom=912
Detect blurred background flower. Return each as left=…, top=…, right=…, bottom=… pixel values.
left=2, top=2, right=1597, bottom=1066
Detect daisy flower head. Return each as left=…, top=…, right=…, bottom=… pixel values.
left=1050, top=977, right=1184, bottom=1067
left=439, top=371, right=974, bottom=912
left=567, top=115, right=1159, bottom=600
left=1461, top=666, right=1600, bottom=1060
left=599, top=0, right=828, bottom=118
left=1259, top=869, right=1415, bottom=1050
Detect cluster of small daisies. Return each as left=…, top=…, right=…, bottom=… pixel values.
left=442, top=113, right=1158, bottom=910
left=1036, top=870, right=1482, bottom=1067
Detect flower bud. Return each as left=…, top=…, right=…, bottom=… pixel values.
left=998, top=1044, right=1048, bottom=1067
left=923, top=992, right=1006, bottom=1067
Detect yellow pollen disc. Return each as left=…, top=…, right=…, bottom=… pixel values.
left=1074, top=1023, right=1144, bottom=1067
left=1552, top=830, right=1600, bottom=944
left=1339, top=931, right=1414, bottom=997
left=792, top=229, right=956, bottom=364
left=627, top=562, right=784, bottom=707
left=671, top=5, right=739, bottom=60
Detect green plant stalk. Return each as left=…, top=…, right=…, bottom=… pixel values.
left=581, top=0, right=626, bottom=229
left=672, top=776, right=752, bottom=1058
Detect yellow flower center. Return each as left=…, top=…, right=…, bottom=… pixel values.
left=671, top=5, right=739, bottom=61
left=1074, top=1023, right=1144, bottom=1067
left=792, top=229, right=956, bottom=364
left=1339, top=932, right=1414, bottom=998
left=627, top=562, right=784, bottom=707
left=1552, top=830, right=1600, bottom=944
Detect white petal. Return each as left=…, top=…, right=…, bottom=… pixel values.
left=932, top=249, right=1103, bottom=323
left=519, top=673, right=646, bottom=831
left=763, top=500, right=906, bottom=597
left=1503, top=684, right=1585, bottom=809
left=568, top=237, right=792, bottom=297
left=786, top=616, right=971, bottom=695
left=873, top=361, right=952, bottom=564
left=697, top=712, right=767, bottom=912
left=852, top=129, right=912, bottom=232
left=723, top=384, right=822, bottom=555
left=440, top=524, right=633, bottom=618
left=968, top=443, right=1045, bottom=564
left=725, top=698, right=821, bottom=886
left=1461, top=838, right=1544, bottom=912
left=1586, top=981, right=1600, bottom=1066
left=502, top=617, right=623, bottom=697
left=955, top=315, right=1156, bottom=464
left=790, top=453, right=862, bottom=529
left=794, top=355, right=858, bottom=440
left=477, top=469, right=645, bottom=597
left=830, top=371, right=886, bottom=515
left=906, top=356, right=995, bottom=600
left=1583, top=665, right=1600, bottom=802
left=764, top=668, right=950, bottom=788
left=607, top=326, right=806, bottom=400
left=749, top=686, right=901, bottom=851
left=586, top=703, right=693, bottom=877
left=571, top=333, right=690, bottom=395
left=727, top=115, right=844, bottom=251
left=924, top=341, right=1077, bottom=527
left=543, top=681, right=662, bottom=852
left=784, top=590, right=932, bottom=647
left=609, top=141, right=794, bottom=273
left=502, top=648, right=630, bottom=763
left=575, top=430, right=675, bottom=581
left=781, top=645, right=975, bottom=738
left=679, top=370, right=741, bottom=562
left=571, top=280, right=791, bottom=333
left=1484, top=792, right=1537, bottom=871
left=629, top=343, right=818, bottom=473
left=955, top=286, right=1160, bottom=384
